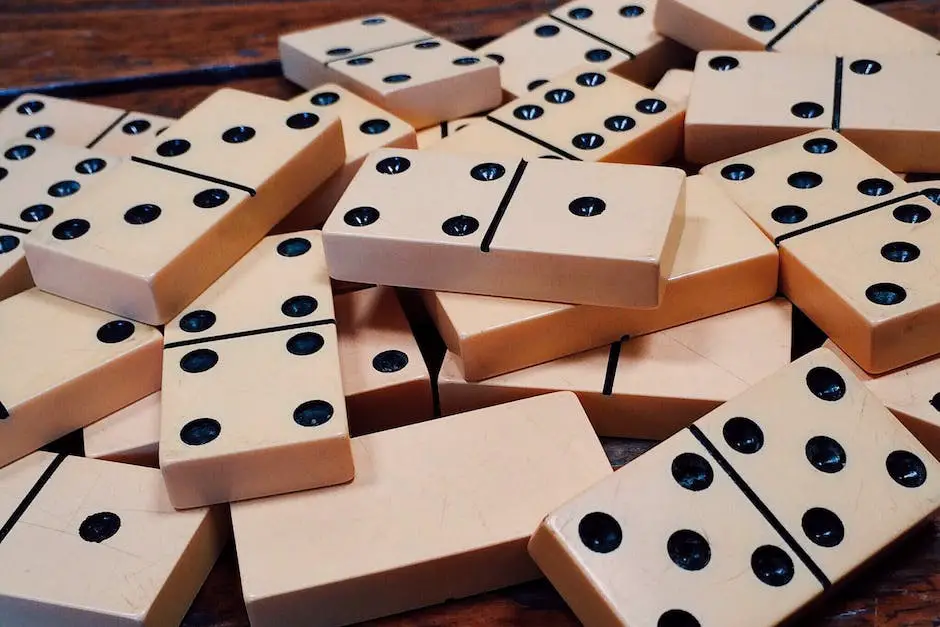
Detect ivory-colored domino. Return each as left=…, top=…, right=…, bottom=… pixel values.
left=280, top=15, right=501, bottom=128
left=826, top=340, right=940, bottom=457
left=160, top=231, right=353, bottom=508
left=274, top=84, right=416, bottom=232
left=83, top=392, right=161, bottom=467
left=25, top=88, right=345, bottom=324
left=530, top=347, right=940, bottom=627
left=231, top=392, right=611, bottom=627
left=478, top=0, right=690, bottom=99
left=0, top=289, right=161, bottom=469
left=700, top=129, right=906, bottom=243
left=436, top=68, right=684, bottom=164
left=335, top=286, right=433, bottom=435
left=90, top=111, right=175, bottom=155
left=324, top=149, right=685, bottom=308
left=653, top=68, right=693, bottom=107
left=440, top=299, right=792, bottom=439
left=424, top=175, right=778, bottom=381
left=0, top=452, right=229, bottom=626
left=653, top=0, right=940, bottom=54
left=415, top=116, right=481, bottom=148
left=0, top=93, right=124, bottom=147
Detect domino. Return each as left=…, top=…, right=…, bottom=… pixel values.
left=160, top=230, right=353, bottom=509
left=0, top=288, right=161, bottom=469
left=25, top=88, right=345, bottom=325
left=323, top=149, right=686, bottom=308
left=0, top=93, right=174, bottom=153
left=335, top=286, right=433, bottom=435
left=279, top=15, right=501, bottom=128
left=653, top=68, right=694, bottom=107
left=83, top=392, right=161, bottom=467
left=702, top=130, right=940, bottom=372
left=529, top=347, right=940, bottom=627
left=686, top=52, right=940, bottom=171
left=433, top=67, right=684, bottom=164
left=415, top=116, right=480, bottom=148
left=274, top=84, right=417, bottom=232
left=654, top=0, right=940, bottom=54
left=439, top=299, right=792, bottom=439
left=424, top=174, right=778, bottom=381
left=231, top=392, right=611, bottom=627
left=478, top=0, right=691, bottom=99
left=0, top=451, right=229, bottom=626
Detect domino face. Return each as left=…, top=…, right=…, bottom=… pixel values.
left=654, top=0, right=940, bottom=54
left=529, top=348, right=940, bottom=627
left=0, top=289, right=162, bottom=469
left=425, top=174, right=778, bottom=381
left=231, top=392, right=612, bottom=627
left=445, top=68, right=684, bottom=164
left=0, top=452, right=228, bottom=626
left=439, top=299, right=792, bottom=439
left=160, top=231, right=353, bottom=508
left=25, top=89, right=345, bottom=324
left=687, top=52, right=940, bottom=171
left=280, top=15, right=501, bottom=128
left=324, top=149, right=685, bottom=308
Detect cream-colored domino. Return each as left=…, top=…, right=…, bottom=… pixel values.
left=654, top=68, right=693, bottom=107
left=440, top=299, right=792, bottom=439
left=424, top=175, right=777, bottom=381
left=231, top=392, right=611, bottom=627
left=274, top=84, right=416, bottom=232
left=479, top=0, right=689, bottom=99
left=0, top=93, right=124, bottom=147
left=324, top=149, right=685, bottom=308
left=89, top=111, right=175, bottom=155
left=415, top=116, right=481, bottom=148
left=280, top=15, right=501, bottom=128
left=160, top=231, right=353, bottom=508
left=654, top=0, right=940, bottom=54
left=436, top=67, right=683, bottom=164
left=530, top=347, right=940, bottom=627
left=0, top=452, right=229, bottom=626
left=335, top=286, right=432, bottom=435
left=25, top=89, right=345, bottom=325
left=700, top=129, right=906, bottom=243
left=0, top=289, right=161, bottom=469
left=83, top=392, right=161, bottom=467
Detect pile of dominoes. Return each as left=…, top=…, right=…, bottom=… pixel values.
left=3, top=0, right=940, bottom=625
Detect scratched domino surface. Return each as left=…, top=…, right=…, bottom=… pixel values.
left=4, top=2, right=940, bottom=627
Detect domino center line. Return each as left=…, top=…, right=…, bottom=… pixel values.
left=601, top=336, right=629, bottom=396
left=0, top=222, right=31, bottom=235
left=688, top=424, right=831, bottom=589
left=85, top=110, right=130, bottom=150
left=131, top=156, right=256, bottom=197
left=163, top=318, right=337, bottom=349
left=480, top=159, right=528, bottom=253
left=548, top=15, right=636, bottom=59
left=0, top=453, right=67, bottom=545
left=765, top=0, right=829, bottom=51
left=831, top=57, right=844, bottom=132
left=440, top=120, right=450, bottom=139
left=324, top=36, right=437, bottom=66
left=484, top=116, right=580, bottom=161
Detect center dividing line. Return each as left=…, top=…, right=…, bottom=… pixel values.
left=480, top=159, right=527, bottom=253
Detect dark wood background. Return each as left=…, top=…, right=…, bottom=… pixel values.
left=6, top=1, right=940, bottom=625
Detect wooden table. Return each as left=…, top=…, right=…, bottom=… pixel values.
left=4, top=1, right=940, bottom=625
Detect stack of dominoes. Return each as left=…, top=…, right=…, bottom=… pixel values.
left=2, top=1, right=940, bottom=625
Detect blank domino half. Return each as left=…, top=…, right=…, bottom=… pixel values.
left=274, top=84, right=417, bottom=232
left=231, top=392, right=611, bottom=627
left=686, top=51, right=940, bottom=171
left=323, top=149, right=686, bottom=309
left=653, top=0, right=940, bottom=54
left=423, top=174, right=777, bottom=381
left=478, top=0, right=690, bottom=99
left=439, top=299, right=792, bottom=439
left=160, top=231, right=354, bottom=508
left=25, top=88, right=345, bottom=325
left=529, top=348, right=940, bottom=626
left=0, top=452, right=229, bottom=626
left=0, top=289, right=161, bottom=469
left=432, top=67, right=684, bottom=165
left=0, top=93, right=174, bottom=154
left=279, top=15, right=501, bottom=128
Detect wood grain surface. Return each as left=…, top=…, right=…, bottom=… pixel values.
left=6, top=1, right=940, bottom=625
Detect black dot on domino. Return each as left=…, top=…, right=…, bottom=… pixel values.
left=124, top=204, right=162, bottom=225
left=751, top=545, right=794, bottom=586
left=667, top=529, right=711, bottom=571
left=287, top=332, right=324, bottom=356
left=722, top=417, right=764, bottom=454
left=578, top=511, right=622, bottom=553
left=179, top=309, right=217, bottom=333
left=26, top=126, right=54, bottom=140
left=179, top=348, right=219, bottom=374
left=671, top=453, right=713, bottom=491
left=96, top=320, right=135, bottom=344
left=122, top=119, right=152, bottom=134
left=805, top=435, right=847, bottom=474
left=658, top=609, right=701, bottom=627
left=281, top=295, right=318, bottom=318
left=180, top=418, right=221, bottom=445
left=294, top=400, right=334, bottom=427
left=886, top=450, right=928, bottom=488
left=79, top=512, right=121, bottom=543
left=802, top=507, right=845, bottom=547
left=373, top=350, right=409, bottom=373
